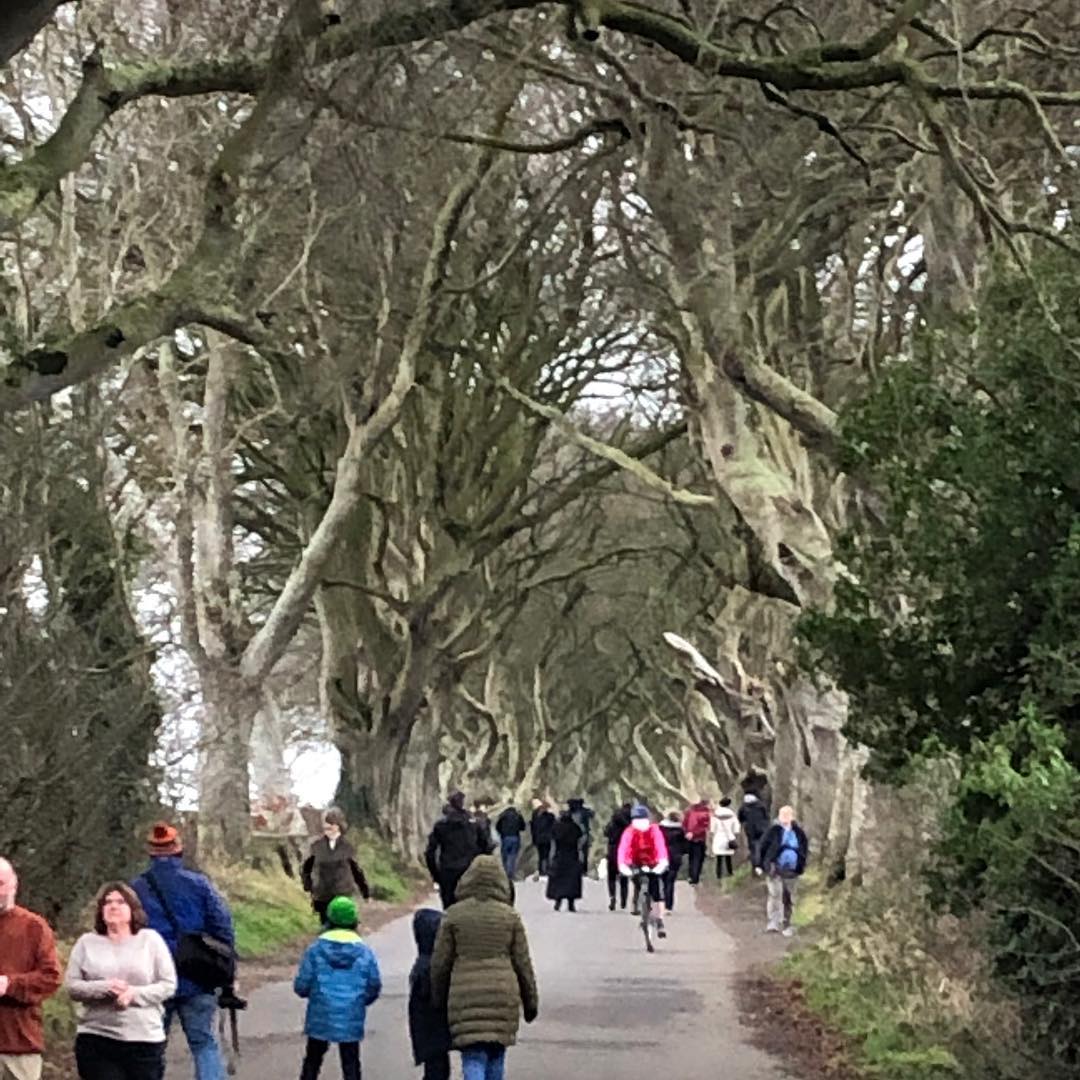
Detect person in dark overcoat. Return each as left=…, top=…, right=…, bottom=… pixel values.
left=408, top=909, right=451, bottom=1080
left=545, top=811, right=584, bottom=912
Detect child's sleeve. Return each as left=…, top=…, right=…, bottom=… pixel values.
left=293, top=945, right=315, bottom=998
left=363, top=948, right=382, bottom=1007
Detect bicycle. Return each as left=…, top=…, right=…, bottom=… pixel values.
left=630, top=867, right=666, bottom=953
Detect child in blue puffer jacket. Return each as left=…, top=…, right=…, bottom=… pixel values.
left=293, top=896, right=382, bottom=1080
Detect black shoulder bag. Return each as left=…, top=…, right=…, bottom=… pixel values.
left=145, top=871, right=236, bottom=991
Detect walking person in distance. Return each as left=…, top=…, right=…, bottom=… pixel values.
left=301, top=810, right=371, bottom=924
left=658, top=810, right=687, bottom=915
left=759, top=805, right=809, bottom=936
left=425, top=792, right=486, bottom=910
left=528, top=800, right=555, bottom=880
left=682, top=797, right=712, bottom=885
left=710, top=797, right=740, bottom=880
left=546, top=810, right=584, bottom=912
left=603, top=803, right=632, bottom=912
left=494, top=804, right=527, bottom=882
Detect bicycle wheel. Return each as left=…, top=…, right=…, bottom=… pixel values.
left=640, top=881, right=654, bottom=953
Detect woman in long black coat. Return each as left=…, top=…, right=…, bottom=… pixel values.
left=545, top=811, right=584, bottom=912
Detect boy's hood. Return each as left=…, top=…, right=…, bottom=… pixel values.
left=316, top=930, right=365, bottom=970
left=412, top=908, right=442, bottom=955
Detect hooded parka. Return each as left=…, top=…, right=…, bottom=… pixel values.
left=430, top=856, right=538, bottom=1049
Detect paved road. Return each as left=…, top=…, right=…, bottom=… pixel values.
left=198, top=879, right=787, bottom=1080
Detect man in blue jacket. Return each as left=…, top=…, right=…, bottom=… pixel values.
left=132, top=822, right=235, bottom=1080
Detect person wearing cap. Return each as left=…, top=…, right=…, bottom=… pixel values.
left=0, top=857, right=62, bottom=1080
left=131, top=823, right=234, bottom=1080
left=293, top=896, right=381, bottom=1080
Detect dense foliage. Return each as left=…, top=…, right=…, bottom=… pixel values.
left=802, top=251, right=1080, bottom=1072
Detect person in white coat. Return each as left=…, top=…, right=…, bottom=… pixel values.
left=709, top=798, right=740, bottom=880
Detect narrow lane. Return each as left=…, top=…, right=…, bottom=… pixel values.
left=217, top=879, right=786, bottom=1080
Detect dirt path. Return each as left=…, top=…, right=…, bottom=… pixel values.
left=698, top=876, right=864, bottom=1080
left=214, top=877, right=791, bottom=1080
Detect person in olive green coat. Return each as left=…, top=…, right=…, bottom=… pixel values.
left=430, top=856, right=538, bottom=1080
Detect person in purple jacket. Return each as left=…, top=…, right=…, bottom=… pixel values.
left=131, top=823, right=234, bottom=1080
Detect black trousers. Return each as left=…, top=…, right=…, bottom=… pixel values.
left=716, top=854, right=734, bottom=879
left=75, top=1034, right=164, bottom=1080
left=663, top=855, right=683, bottom=910
left=422, top=1054, right=451, bottom=1080
left=606, top=854, right=629, bottom=908
left=535, top=843, right=551, bottom=876
left=687, top=840, right=707, bottom=884
left=632, top=872, right=662, bottom=912
left=437, top=868, right=466, bottom=909
left=299, top=1038, right=360, bottom=1080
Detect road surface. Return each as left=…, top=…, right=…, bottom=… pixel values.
left=201, top=878, right=787, bottom=1080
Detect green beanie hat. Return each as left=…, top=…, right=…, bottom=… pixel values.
left=327, top=895, right=358, bottom=929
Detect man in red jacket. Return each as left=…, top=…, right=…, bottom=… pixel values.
left=0, top=858, right=62, bottom=1080
left=682, top=798, right=713, bottom=885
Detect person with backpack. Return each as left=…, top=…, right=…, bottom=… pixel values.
left=493, top=805, right=527, bottom=882
left=293, top=896, right=381, bottom=1080
left=301, top=810, right=371, bottom=924
left=528, top=799, right=555, bottom=879
left=616, top=805, right=669, bottom=939
left=682, top=797, right=712, bottom=885
left=658, top=810, right=687, bottom=915
left=131, top=823, right=234, bottom=1080
left=603, top=804, right=633, bottom=912
left=425, top=793, right=486, bottom=910
left=758, top=805, right=809, bottom=936
left=0, top=857, right=62, bottom=1080
left=710, top=797, right=741, bottom=880
left=408, top=910, right=451, bottom=1080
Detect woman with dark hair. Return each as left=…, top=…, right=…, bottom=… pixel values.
left=65, top=882, right=176, bottom=1080
left=301, top=809, right=371, bottom=923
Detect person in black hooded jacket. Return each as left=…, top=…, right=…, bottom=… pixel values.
left=408, top=909, right=451, bottom=1080
left=425, top=792, right=485, bottom=909
left=603, top=803, right=632, bottom=911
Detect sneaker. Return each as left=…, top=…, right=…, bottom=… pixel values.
left=657, top=921, right=667, bottom=939
left=782, top=927, right=796, bottom=938
left=765, top=926, right=781, bottom=934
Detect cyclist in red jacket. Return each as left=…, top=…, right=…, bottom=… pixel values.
left=616, top=806, right=669, bottom=938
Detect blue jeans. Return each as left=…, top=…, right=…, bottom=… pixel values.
left=164, top=994, right=224, bottom=1080
left=500, top=836, right=521, bottom=880
left=461, top=1045, right=506, bottom=1080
